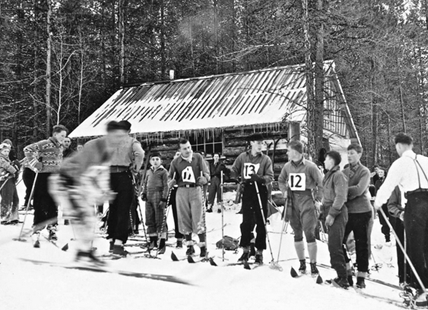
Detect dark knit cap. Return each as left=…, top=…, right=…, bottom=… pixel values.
left=118, top=120, right=132, bottom=131
left=149, top=152, right=162, bottom=159
left=247, top=133, right=264, bottom=142
left=326, top=151, right=342, bottom=166
left=394, top=133, right=413, bottom=145
left=288, top=140, right=303, bottom=154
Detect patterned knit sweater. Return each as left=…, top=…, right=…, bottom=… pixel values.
left=24, top=137, right=63, bottom=173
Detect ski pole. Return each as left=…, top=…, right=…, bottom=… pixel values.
left=404, top=229, right=407, bottom=285
left=158, top=172, right=176, bottom=251
left=221, top=171, right=225, bottom=262
left=254, top=182, right=279, bottom=270
left=378, top=207, right=427, bottom=293
left=17, top=171, right=39, bottom=240
left=275, top=200, right=287, bottom=270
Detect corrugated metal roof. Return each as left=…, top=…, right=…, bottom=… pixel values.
left=70, top=60, right=358, bottom=141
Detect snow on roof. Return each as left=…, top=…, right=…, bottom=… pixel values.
left=69, top=60, right=358, bottom=141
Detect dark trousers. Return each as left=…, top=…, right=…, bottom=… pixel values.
left=390, top=216, right=411, bottom=284
left=327, top=208, right=348, bottom=278
left=170, top=188, right=183, bottom=239
left=23, top=168, right=35, bottom=206
left=343, top=211, right=372, bottom=274
left=33, top=173, right=57, bottom=229
left=404, top=191, right=428, bottom=289
left=239, top=182, right=268, bottom=250
left=107, top=172, right=134, bottom=243
left=208, top=176, right=221, bottom=205
left=377, top=204, right=391, bottom=242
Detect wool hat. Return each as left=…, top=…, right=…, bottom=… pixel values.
left=326, top=151, right=342, bottom=166
left=149, top=152, right=162, bottom=159
left=118, top=120, right=132, bottom=131
left=247, top=133, right=264, bottom=142
left=2, top=139, right=12, bottom=147
left=106, top=120, right=130, bottom=132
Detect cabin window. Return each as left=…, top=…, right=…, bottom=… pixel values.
left=188, top=131, right=223, bottom=156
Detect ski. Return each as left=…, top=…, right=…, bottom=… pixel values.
left=316, top=262, right=401, bottom=290
left=19, top=258, right=190, bottom=285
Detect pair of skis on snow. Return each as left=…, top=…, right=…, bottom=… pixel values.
left=171, top=251, right=217, bottom=266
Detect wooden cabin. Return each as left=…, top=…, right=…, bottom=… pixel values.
left=70, top=60, right=360, bottom=178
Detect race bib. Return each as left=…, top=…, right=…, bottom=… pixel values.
left=243, top=163, right=260, bottom=179
left=288, top=173, right=306, bottom=191
left=181, top=166, right=196, bottom=183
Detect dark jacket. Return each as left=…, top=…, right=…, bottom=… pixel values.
left=321, top=165, right=348, bottom=218
left=210, top=160, right=227, bottom=179
left=143, top=165, right=168, bottom=200
left=387, top=186, right=404, bottom=218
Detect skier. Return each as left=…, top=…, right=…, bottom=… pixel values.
left=374, top=133, right=428, bottom=304
left=24, top=124, right=68, bottom=247
left=0, top=143, right=21, bottom=225
left=374, top=168, right=391, bottom=245
left=207, top=153, right=227, bottom=213
left=342, top=143, right=372, bottom=288
left=230, top=133, right=274, bottom=265
left=106, top=120, right=144, bottom=256
left=278, top=140, right=323, bottom=275
left=50, top=121, right=121, bottom=265
left=321, top=151, right=349, bottom=288
left=168, top=139, right=210, bottom=257
left=142, top=152, right=169, bottom=254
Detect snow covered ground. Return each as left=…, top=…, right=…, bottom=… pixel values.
left=0, top=184, right=403, bottom=310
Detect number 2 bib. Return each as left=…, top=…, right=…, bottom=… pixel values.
left=181, top=166, right=196, bottom=183
left=243, top=163, right=260, bottom=179
left=288, top=173, right=306, bottom=191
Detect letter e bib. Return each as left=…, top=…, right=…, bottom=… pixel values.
left=288, top=173, right=306, bottom=191
left=243, top=163, right=260, bottom=179
left=182, top=166, right=196, bottom=183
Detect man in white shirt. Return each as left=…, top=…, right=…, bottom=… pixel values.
left=374, top=133, right=428, bottom=302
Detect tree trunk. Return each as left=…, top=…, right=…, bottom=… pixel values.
left=302, top=0, right=315, bottom=157
left=370, top=59, right=378, bottom=166
left=46, top=0, right=52, bottom=135
left=32, top=0, right=39, bottom=139
left=118, top=0, right=125, bottom=86
left=313, top=0, right=324, bottom=159
left=160, top=0, right=166, bottom=79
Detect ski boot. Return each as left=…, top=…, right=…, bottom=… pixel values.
left=176, top=239, right=183, bottom=248
left=109, top=240, right=114, bottom=253
left=158, top=238, right=166, bottom=255
left=356, top=277, right=366, bottom=289
left=186, top=245, right=195, bottom=256
left=298, top=259, right=306, bottom=274
left=310, top=262, right=319, bottom=276
left=147, top=236, right=158, bottom=251
left=200, top=246, right=207, bottom=258
left=75, top=250, right=106, bottom=267
left=112, top=244, right=128, bottom=257
left=238, top=249, right=250, bottom=263
left=206, top=204, right=213, bottom=213
left=327, top=277, right=349, bottom=289
left=32, top=232, right=40, bottom=248
left=255, top=251, right=263, bottom=265
left=48, top=227, right=58, bottom=241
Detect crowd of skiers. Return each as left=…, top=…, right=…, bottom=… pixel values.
left=1, top=122, right=427, bottom=305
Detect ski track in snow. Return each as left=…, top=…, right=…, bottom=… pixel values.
left=0, top=184, right=402, bottom=310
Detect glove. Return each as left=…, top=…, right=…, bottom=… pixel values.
left=314, top=201, right=322, bottom=213
left=325, top=214, right=335, bottom=227
left=168, top=179, right=176, bottom=189
left=32, top=161, right=43, bottom=172
left=197, top=176, right=208, bottom=186
left=399, top=211, right=404, bottom=222
left=13, top=159, right=22, bottom=169
left=250, top=173, right=264, bottom=183
left=141, top=193, right=147, bottom=201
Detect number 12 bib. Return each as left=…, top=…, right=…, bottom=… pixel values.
left=288, top=173, right=306, bottom=191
